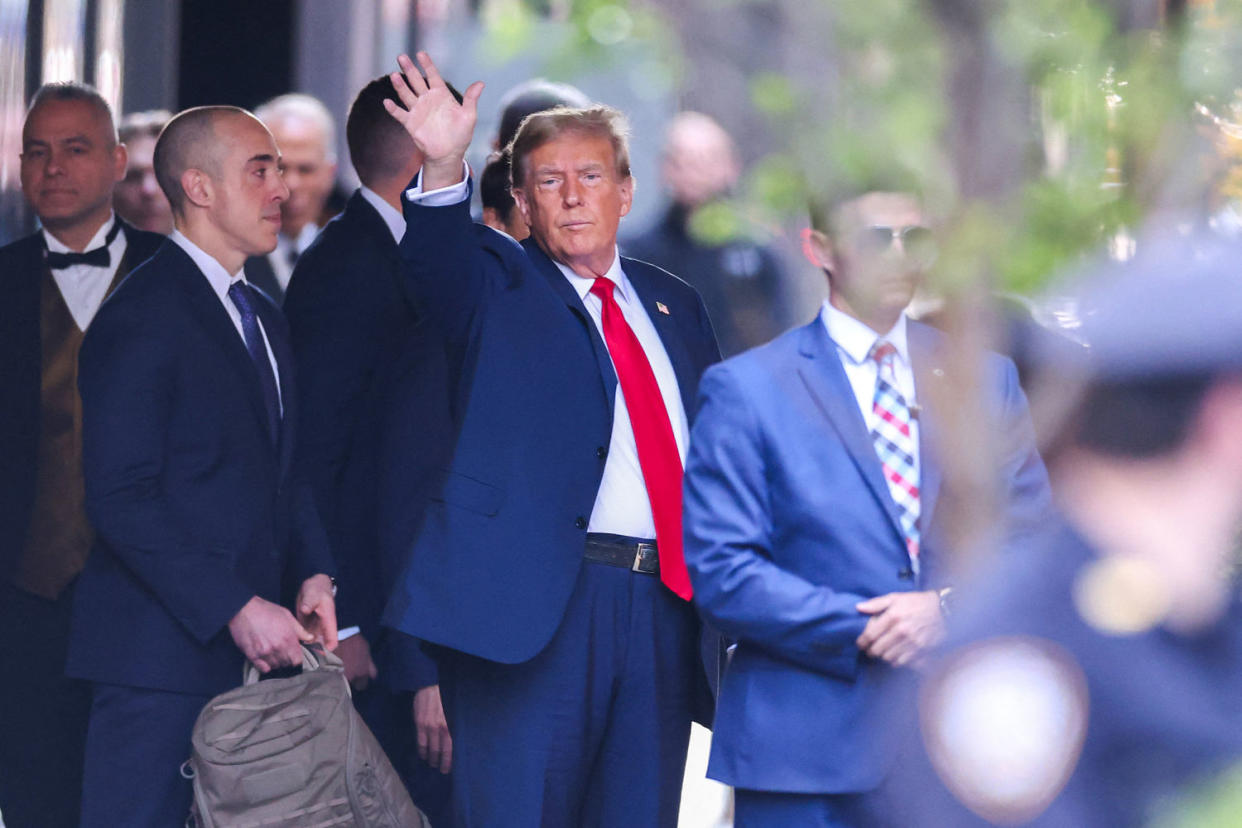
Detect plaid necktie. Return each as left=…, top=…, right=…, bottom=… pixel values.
left=869, top=340, right=920, bottom=563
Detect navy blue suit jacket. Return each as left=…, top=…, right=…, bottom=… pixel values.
left=383, top=188, right=721, bottom=684
left=0, top=222, right=163, bottom=587
left=683, top=318, right=1052, bottom=794
left=66, top=241, right=335, bottom=696
left=284, top=190, right=450, bottom=691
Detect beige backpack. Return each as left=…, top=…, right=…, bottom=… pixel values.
left=186, top=645, right=430, bottom=827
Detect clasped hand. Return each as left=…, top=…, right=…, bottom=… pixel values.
left=227, top=574, right=338, bottom=674
left=855, top=591, right=944, bottom=667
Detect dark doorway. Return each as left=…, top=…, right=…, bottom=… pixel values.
left=178, top=0, right=294, bottom=110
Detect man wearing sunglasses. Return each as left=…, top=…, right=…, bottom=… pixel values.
left=682, top=189, right=1051, bottom=826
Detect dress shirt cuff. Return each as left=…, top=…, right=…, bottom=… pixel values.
left=337, top=625, right=361, bottom=642
left=404, top=161, right=471, bottom=206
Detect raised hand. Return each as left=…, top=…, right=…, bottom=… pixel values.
left=385, top=52, right=484, bottom=190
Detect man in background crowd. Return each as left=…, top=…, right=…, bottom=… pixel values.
left=113, top=109, right=174, bottom=234
left=897, top=230, right=1242, bottom=826
left=283, top=73, right=461, bottom=825
left=626, top=111, right=791, bottom=357
left=247, top=93, right=338, bottom=301
left=0, top=80, right=164, bottom=828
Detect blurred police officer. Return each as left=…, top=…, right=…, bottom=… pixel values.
left=901, top=228, right=1242, bottom=826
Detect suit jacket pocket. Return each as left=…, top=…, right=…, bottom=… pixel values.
left=430, top=470, right=504, bottom=516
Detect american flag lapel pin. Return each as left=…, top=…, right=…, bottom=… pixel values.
left=656, top=301, right=670, bottom=315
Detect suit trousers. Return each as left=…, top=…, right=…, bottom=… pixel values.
left=79, top=683, right=212, bottom=827
left=734, top=787, right=901, bottom=828
left=0, top=580, right=92, bottom=828
left=439, top=559, right=698, bottom=828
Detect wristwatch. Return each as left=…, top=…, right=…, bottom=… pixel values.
left=937, top=587, right=954, bottom=617
left=328, top=576, right=338, bottom=598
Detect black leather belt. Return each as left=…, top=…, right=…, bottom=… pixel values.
left=584, top=533, right=659, bottom=575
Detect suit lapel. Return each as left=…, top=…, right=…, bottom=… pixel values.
left=521, top=237, right=618, bottom=410
left=622, top=258, right=700, bottom=418
left=908, top=322, right=943, bottom=531
left=796, top=320, right=909, bottom=548
left=166, top=244, right=279, bottom=451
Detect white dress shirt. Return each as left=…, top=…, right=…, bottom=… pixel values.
left=359, top=185, right=406, bottom=244
left=820, top=299, right=920, bottom=464
left=170, top=230, right=282, bottom=411
left=267, top=222, right=321, bottom=291
left=42, top=213, right=128, bottom=331
left=408, top=168, right=689, bottom=539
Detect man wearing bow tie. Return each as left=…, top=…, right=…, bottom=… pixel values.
left=0, top=82, right=164, bottom=828
left=66, top=105, right=338, bottom=827
left=381, top=53, right=721, bottom=826
left=682, top=189, right=1052, bottom=826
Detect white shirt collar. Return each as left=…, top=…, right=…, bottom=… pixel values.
left=820, top=299, right=909, bottom=366
left=42, top=212, right=119, bottom=255
left=359, top=185, right=405, bottom=244
left=553, top=248, right=632, bottom=304
left=292, top=222, right=320, bottom=254
left=170, top=230, right=247, bottom=303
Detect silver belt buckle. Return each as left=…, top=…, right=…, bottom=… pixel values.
left=633, top=542, right=657, bottom=573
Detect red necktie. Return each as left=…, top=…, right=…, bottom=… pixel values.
left=590, top=278, right=693, bottom=600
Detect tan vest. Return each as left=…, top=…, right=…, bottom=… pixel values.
left=14, top=261, right=126, bottom=599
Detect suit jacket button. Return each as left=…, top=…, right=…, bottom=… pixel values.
left=897, top=568, right=914, bottom=580
left=596, top=446, right=608, bottom=459
left=575, top=516, right=587, bottom=529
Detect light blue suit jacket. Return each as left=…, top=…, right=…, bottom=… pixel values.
left=683, top=317, right=1051, bottom=793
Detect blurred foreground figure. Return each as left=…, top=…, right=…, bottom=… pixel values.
left=626, top=112, right=790, bottom=357
left=0, top=81, right=163, bottom=828
left=683, top=189, right=1051, bottom=827
left=114, top=109, right=174, bottom=234
left=901, top=229, right=1242, bottom=826
left=248, top=93, right=339, bottom=301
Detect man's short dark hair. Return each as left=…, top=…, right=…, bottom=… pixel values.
left=27, top=82, right=117, bottom=143
left=154, top=106, right=247, bottom=217
left=480, top=152, right=515, bottom=222
left=808, top=172, right=925, bottom=239
left=347, top=73, right=462, bottom=186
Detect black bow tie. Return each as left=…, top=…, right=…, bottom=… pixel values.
left=45, top=221, right=121, bottom=270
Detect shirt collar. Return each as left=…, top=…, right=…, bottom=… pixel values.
left=274, top=222, right=320, bottom=258
left=359, top=185, right=405, bottom=244
left=42, top=212, right=119, bottom=255
left=553, top=247, right=632, bottom=304
left=820, top=299, right=910, bottom=366
left=170, top=230, right=247, bottom=304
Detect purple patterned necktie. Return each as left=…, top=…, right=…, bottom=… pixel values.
left=227, top=281, right=281, bottom=442
left=869, top=340, right=920, bottom=565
